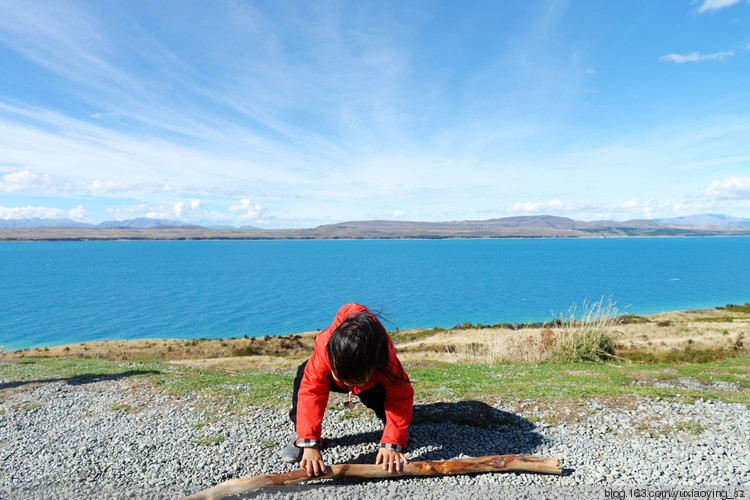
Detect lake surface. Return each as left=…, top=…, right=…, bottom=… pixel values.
left=1, top=238, right=749, bottom=350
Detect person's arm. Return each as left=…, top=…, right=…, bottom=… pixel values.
left=295, top=346, right=331, bottom=450
left=378, top=347, right=414, bottom=470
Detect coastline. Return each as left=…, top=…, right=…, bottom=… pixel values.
left=3, top=219, right=750, bottom=241
left=3, top=304, right=748, bottom=370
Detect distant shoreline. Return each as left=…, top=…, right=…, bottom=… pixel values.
left=3, top=214, right=750, bottom=241
left=4, top=304, right=748, bottom=363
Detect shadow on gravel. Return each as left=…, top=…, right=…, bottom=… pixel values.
left=0, top=369, right=162, bottom=390
left=325, top=400, right=547, bottom=463
left=221, top=402, right=556, bottom=499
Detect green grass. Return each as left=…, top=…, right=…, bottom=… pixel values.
left=2, top=355, right=748, bottom=409
left=621, top=348, right=745, bottom=364
left=390, top=327, right=445, bottom=343
left=192, top=435, right=226, bottom=446
left=108, top=403, right=133, bottom=412
left=0, top=358, right=294, bottom=409
left=716, top=303, right=750, bottom=314
left=407, top=356, right=750, bottom=404
left=693, top=316, right=735, bottom=323
left=260, top=439, right=276, bottom=449
left=673, top=422, right=705, bottom=435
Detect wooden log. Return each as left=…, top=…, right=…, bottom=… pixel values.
left=180, top=454, right=561, bottom=500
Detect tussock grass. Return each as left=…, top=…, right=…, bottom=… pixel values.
left=449, top=297, right=622, bottom=364
left=548, top=297, right=621, bottom=363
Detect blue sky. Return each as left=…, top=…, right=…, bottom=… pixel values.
left=0, top=0, right=749, bottom=228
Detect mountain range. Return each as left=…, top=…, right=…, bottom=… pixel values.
left=2, top=214, right=750, bottom=240
left=0, top=217, right=189, bottom=229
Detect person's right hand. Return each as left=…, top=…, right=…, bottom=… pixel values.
left=300, top=446, right=326, bottom=476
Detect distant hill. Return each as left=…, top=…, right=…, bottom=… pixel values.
left=654, top=214, right=750, bottom=226
left=0, top=218, right=93, bottom=228
left=96, top=217, right=188, bottom=228
left=3, top=214, right=750, bottom=240
left=0, top=217, right=190, bottom=229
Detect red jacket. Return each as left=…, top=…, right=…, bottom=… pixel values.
left=295, top=303, right=413, bottom=449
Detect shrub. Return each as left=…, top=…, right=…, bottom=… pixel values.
left=548, top=297, right=622, bottom=363
left=232, top=344, right=261, bottom=357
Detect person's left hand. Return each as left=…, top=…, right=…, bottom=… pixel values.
left=375, top=447, right=407, bottom=473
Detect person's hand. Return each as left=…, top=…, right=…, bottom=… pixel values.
left=376, top=447, right=407, bottom=473
left=300, top=446, right=326, bottom=477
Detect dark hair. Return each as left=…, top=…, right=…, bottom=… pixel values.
left=327, top=311, right=407, bottom=386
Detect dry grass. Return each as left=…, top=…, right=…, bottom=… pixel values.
left=4, top=304, right=748, bottom=369
left=396, top=302, right=749, bottom=365
left=1, top=334, right=317, bottom=370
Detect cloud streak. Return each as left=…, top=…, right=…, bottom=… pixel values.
left=660, top=51, right=734, bottom=63
left=696, top=0, right=742, bottom=14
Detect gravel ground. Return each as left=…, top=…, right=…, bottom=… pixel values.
left=1, top=369, right=749, bottom=499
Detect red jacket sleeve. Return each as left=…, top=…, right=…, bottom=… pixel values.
left=294, top=339, right=331, bottom=444
left=379, top=338, right=413, bottom=448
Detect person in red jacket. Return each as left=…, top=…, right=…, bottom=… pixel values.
left=282, top=303, right=414, bottom=476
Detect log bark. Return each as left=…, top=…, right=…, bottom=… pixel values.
left=180, top=454, right=561, bottom=500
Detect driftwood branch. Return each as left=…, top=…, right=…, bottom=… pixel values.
left=180, top=454, right=561, bottom=500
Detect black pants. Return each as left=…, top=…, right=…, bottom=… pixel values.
left=289, top=360, right=387, bottom=425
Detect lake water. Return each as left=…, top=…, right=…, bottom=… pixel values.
left=1, top=238, right=749, bottom=351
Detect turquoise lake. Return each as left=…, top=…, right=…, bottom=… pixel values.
left=1, top=238, right=749, bottom=351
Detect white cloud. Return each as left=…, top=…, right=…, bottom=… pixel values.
left=106, top=204, right=150, bottom=217
left=0, top=170, right=52, bottom=192
left=704, top=177, right=750, bottom=199
left=618, top=199, right=675, bottom=218
left=0, top=171, right=197, bottom=196
left=509, top=199, right=565, bottom=213
left=85, top=180, right=193, bottom=195
left=660, top=51, right=734, bottom=63
left=173, top=199, right=204, bottom=218
left=229, top=198, right=264, bottom=221
left=0, top=204, right=88, bottom=220
left=505, top=198, right=710, bottom=220
left=68, top=205, right=88, bottom=220
left=696, top=0, right=741, bottom=14
left=508, top=199, right=604, bottom=214
left=391, top=210, right=406, bottom=218
left=86, top=180, right=132, bottom=194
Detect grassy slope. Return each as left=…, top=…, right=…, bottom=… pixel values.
left=2, top=356, right=748, bottom=413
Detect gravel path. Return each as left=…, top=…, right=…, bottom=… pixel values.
left=1, top=368, right=748, bottom=499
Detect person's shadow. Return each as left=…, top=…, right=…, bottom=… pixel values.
left=223, top=401, right=559, bottom=498
left=324, top=400, right=547, bottom=462
left=0, top=360, right=161, bottom=390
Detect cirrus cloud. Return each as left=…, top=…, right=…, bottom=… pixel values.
left=85, top=180, right=190, bottom=195
left=660, top=51, right=734, bottom=63
left=508, top=199, right=603, bottom=214
left=696, top=0, right=741, bottom=14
